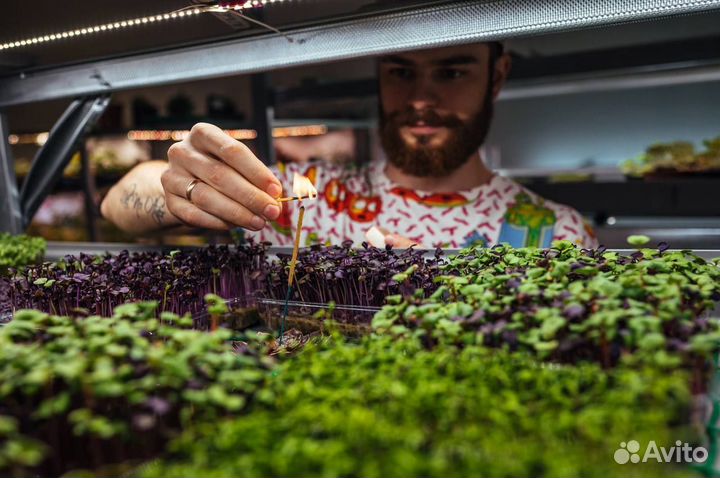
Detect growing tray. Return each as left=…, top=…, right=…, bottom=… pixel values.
left=256, top=298, right=379, bottom=337
left=192, top=296, right=261, bottom=332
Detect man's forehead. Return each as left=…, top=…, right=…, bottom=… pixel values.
left=380, top=44, right=488, bottom=65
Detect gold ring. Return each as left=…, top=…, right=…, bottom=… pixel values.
left=185, top=178, right=201, bottom=202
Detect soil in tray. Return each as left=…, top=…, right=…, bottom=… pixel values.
left=263, top=314, right=372, bottom=338
left=195, top=307, right=261, bottom=332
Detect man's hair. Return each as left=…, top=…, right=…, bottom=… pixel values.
left=488, top=41, right=505, bottom=62
left=486, top=42, right=505, bottom=95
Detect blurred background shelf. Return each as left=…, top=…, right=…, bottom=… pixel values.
left=525, top=179, right=720, bottom=218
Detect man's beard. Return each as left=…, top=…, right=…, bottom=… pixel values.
left=379, top=94, right=493, bottom=178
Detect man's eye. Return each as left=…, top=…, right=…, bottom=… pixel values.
left=437, top=69, right=466, bottom=80
left=388, top=67, right=414, bottom=80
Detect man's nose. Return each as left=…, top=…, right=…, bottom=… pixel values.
left=407, top=75, right=438, bottom=109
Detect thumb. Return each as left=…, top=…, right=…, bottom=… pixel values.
left=386, top=234, right=419, bottom=249
left=384, top=233, right=400, bottom=246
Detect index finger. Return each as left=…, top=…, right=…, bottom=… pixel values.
left=189, top=122, right=282, bottom=198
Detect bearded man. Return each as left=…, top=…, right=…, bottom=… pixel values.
left=101, top=42, right=596, bottom=249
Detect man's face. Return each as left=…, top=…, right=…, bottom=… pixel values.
left=378, top=43, right=499, bottom=178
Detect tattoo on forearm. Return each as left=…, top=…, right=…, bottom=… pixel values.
left=120, top=184, right=167, bottom=225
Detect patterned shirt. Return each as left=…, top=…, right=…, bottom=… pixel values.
left=250, top=158, right=598, bottom=249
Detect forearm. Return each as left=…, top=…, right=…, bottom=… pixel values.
left=100, top=160, right=181, bottom=233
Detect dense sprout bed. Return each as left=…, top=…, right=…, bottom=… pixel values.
left=0, top=233, right=46, bottom=274
left=0, top=237, right=719, bottom=477
left=261, top=241, right=445, bottom=324
left=0, top=233, right=46, bottom=319
left=143, top=335, right=698, bottom=478
left=374, top=241, right=720, bottom=372
left=6, top=240, right=446, bottom=328
left=8, top=243, right=267, bottom=320
left=0, top=302, right=273, bottom=477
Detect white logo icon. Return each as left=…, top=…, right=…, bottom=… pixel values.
left=614, top=440, right=641, bottom=464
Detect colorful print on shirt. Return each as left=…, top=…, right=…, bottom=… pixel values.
left=248, top=159, right=598, bottom=250
left=498, top=192, right=556, bottom=248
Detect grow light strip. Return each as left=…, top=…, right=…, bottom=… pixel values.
left=0, top=10, right=202, bottom=52
left=127, top=129, right=258, bottom=142
left=126, top=126, right=327, bottom=141
left=0, top=1, right=285, bottom=52
left=8, top=133, right=49, bottom=146
left=7, top=125, right=326, bottom=146
left=273, top=125, right=327, bottom=138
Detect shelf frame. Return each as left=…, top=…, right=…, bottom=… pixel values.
left=0, top=113, right=22, bottom=233
left=1, top=0, right=720, bottom=108
left=2, top=0, right=720, bottom=233
left=40, top=241, right=720, bottom=262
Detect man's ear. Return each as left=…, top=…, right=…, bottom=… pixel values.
left=491, top=53, right=512, bottom=100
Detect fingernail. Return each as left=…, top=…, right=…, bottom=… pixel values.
left=264, top=204, right=280, bottom=220
left=267, top=182, right=282, bottom=198
left=250, top=215, right=266, bottom=230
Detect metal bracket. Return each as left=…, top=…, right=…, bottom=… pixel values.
left=18, top=95, right=110, bottom=229
left=0, top=113, right=22, bottom=234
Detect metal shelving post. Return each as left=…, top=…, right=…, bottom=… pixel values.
left=0, top=113, right=23, bottom=234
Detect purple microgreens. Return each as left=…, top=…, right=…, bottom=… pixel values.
left=8, top=242, right=270, bottom=325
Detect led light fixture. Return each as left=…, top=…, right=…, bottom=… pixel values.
left=0, top=1, right=287, bottom=52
